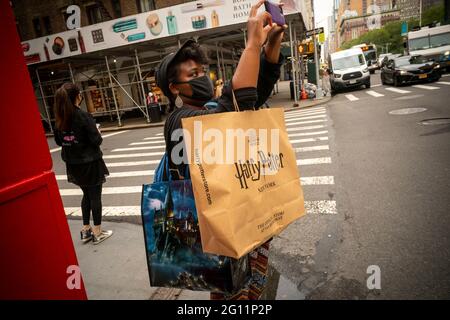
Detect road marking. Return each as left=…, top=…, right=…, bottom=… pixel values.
left=65, top=200, right=338, bottom=216
left=144, top=136, right=165, bottom=140
left=288, top=130, right=328, bottom=138
left=290, top=137, right=329, bottom=144
left=345, top=94, right=359, bottom=101
left=437, top=81, right=450, bottom=85
left=105, top=160, right=161, bottom=167
left=300, top=176, right=334, bottom=185
left=287, top=125, right=326, bottom=132
left=285, top=114, right=327, bottom=122
left=442, top=74, right=450, bottom=77
left=103, top=151, right=165, bottom=159
left=394, top=94, right=424, bottom=100
left=156, top=133, right=164, bottom=136
left=285, top=110, right=325, bottom=118
left=366, top=90, right=384, bottom=97
left=371, top=84, right=382, bottom=87
left=413, top=84, right=440, bottom=90
left=297, top=157, right=332, bottom=166
left=129, top=140, right=165, bottom=145
left=112, top=145, right=165, bottom=152
left=49, top=130, right=129, bottom=153
left=295, top=145, right=329, bottom=152
left=56, top=170, right=154, bottom=181
left=305, top=200, right=337, bottom=215
left=385, top=87, right=411, bottom=94
left=285, top=119, right=326, bottom=126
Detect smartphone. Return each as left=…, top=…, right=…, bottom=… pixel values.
left=264, top=1, right=285, bottom=26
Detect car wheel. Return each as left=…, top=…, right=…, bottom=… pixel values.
left=365, top=82, right=371, bottom=89
left=381, top=75, right=386, bottom=85
left=394, top=76, right=399, bottom=87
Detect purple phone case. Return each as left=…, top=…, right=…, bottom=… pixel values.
left=265, top=1, right=285, bottom=26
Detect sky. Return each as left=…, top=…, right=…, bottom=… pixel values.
left=314, top=0, right=334, bottom=34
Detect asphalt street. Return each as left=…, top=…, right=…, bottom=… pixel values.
left=47, top=74, right=450, bottom=299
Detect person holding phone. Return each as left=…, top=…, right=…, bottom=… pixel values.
left=53, top=83, right=112, bottom=245
left=155, top=0, right=287, bottom=299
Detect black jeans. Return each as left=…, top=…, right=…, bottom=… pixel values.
left=80, top=184, right=103, bottom=226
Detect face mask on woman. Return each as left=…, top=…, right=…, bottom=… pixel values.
left=174, top=75, right=214, bottom=104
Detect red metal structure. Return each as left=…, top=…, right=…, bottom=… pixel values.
left=0, top=1, right=87, bottom=299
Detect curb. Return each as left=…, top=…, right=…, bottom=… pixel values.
left=283, top=96, right=332, bottom=113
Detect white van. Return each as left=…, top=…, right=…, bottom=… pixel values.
left=329, top=48, right=371, bottom=93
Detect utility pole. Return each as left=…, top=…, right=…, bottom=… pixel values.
left=312, top=0, right=323, bottom=99
left=419, top=0, right=422, bottom=27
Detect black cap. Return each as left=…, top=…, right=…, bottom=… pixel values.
left=155, top=39, right=196, bottom=99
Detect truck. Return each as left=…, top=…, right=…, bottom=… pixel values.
left=352, top=43, right=378, bottom=73
left=407, top=24, right=450, bottom=72
left=329, top=47, right=371, bottom=93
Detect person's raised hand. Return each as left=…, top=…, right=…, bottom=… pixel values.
left=246, top=0, right=276, bottom=49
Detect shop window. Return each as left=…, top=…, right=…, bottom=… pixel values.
left=86, top=4, right=103, bottom=24
left=33, top=17, right=42, bottom=37
left=43, top=16, right=52, bottom=35
left=136, top=0, right=155, bottom=13
left=111, top=0, right=122, bottom=18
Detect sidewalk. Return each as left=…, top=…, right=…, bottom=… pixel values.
left=68, top=220, right=210, bottom=300
left=45, top=81, right=330, bottom=137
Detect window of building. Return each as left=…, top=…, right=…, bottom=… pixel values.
left=86, top=4, right=103, bottom=24
left=136, top=0, right=155, bottom=13
left=111, top=0, right=122, bottom=18
left=42, top=16, right=52, bottom=35
left=32, top=17, right=42, bottom=37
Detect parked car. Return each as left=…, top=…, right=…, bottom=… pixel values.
left=380, top=55, right=442, bottom=86
left=329, top=48, right=371, bottom=93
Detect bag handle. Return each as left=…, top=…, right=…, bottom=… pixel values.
left=231, top=88, right=255, bottom=112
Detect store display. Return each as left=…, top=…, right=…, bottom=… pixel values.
left=52, top=37, right=64, bottom=55
left=113, top=19, right=137, bottom=33
left=25, top=53, right=41, bottom=64
left=211, top=10, right=219, bottom=27
left=191, top=15, right=207, bottom=29
left=181, top=0, right=224, bottom=13
left=91, top=29, right=104, bottom=44
left=77, top=31, right=86, bottom=53
left=121, top=32, right=146, bottom=42
left=146, top=13, right=163, bottom=36
left=166, top=11, right=177, bottom=35
left=68, top=38, right=78, bottom=52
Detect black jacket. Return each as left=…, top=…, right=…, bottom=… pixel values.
left=54, top=107, right=103, bottom=164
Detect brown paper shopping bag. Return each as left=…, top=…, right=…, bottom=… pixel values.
left=181, top=103, right=305, bottom=259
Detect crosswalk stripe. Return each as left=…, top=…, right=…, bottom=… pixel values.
left=129, top=140, right=165, bottom=145
left=56, top=170, right=155, bottom=181
left=105, top=160, right=161, bottom=167
left=297, top=157, right=331, bottom=166
left=112, top=145, right=165, bottom=152
left=103, top=151, right=165, bottom=159
left=295, top=145, right=329, bottom=152
left=345, top=94, right=359, bottom=101
left=366, top=90, right=384, bottom=97
left=413, top=84, right=440, bottom=90
left=290, top=137, right=328, bottom=144
left=60, top=175, right=332, bottom=196
left=287, top=125, right=326, bottom=132
left=144, top=136, right=165, bottom=140
left=385, top=87, right=411, bottom=94
left=285, top=110, right=325, bottom=118
left=437, top=81, right=450, bottom=85
left=305, top=200, right=337, bottom=215
left=288, top=130, right=328, bottom=138
left=156, top=133, right=164, bottom=136
left=285, top=119, right=326, bottom=126
left=49, top=130, right=129, bottom=153
left=285, top=114, right=326, bottom=122
left=371, top=84, right=382, bottom=87
left=65, top=200, right=338, bottom=216
left=300, top=176, right=334, bottom=185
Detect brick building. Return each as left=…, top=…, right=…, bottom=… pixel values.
left=12, top=0, right=191, bottom=41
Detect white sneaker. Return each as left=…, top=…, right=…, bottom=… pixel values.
left=92, top=230, right=113, bottom=245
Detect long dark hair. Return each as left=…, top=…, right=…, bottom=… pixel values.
left=54, top=83, right=80, bottom=131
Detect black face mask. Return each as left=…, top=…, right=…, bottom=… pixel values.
left=174, top=75, right=214, bottom=105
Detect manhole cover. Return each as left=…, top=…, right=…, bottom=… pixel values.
left=389, top=108, right=427, bottom=115
left=420, top=118, right=450, bottom=125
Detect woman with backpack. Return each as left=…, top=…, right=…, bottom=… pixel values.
left=53, top=83, right=113, bottom=245
left=155, top=0, right=286, bottom=299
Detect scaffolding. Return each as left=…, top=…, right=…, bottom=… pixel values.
left=30, top=15, right=306, bottom=133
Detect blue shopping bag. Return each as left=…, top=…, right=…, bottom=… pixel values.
left=140, top=153, right=251, bottom=293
